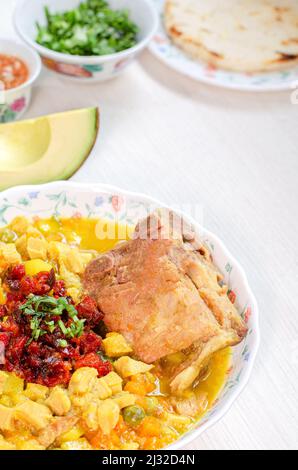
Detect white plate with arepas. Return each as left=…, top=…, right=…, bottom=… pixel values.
left=149, top=0, right=298, bottom=91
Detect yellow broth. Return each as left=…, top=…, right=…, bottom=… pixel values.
left=34, top=217, right=134, bottom=252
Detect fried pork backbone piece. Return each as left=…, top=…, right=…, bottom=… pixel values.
left=83, top=211, right=247, bottom=393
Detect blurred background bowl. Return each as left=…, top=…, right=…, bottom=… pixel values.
left=13, top=0, right=158, bottom=83
left=0, top=38, right=41, bottom=123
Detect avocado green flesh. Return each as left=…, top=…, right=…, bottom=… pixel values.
left=0, top=108, right=98, bottom=191
left=0, top=119, right=51, bottom=170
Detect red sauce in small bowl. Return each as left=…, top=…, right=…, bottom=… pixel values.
left=0, top=54, right=29, bottom=90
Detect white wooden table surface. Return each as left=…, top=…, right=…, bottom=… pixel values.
left=1, top=0, right=298, bottom=450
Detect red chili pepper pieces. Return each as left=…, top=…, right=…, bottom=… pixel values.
left=0, top=263, right=110, bottom=386
left=74, top=352, right=112, bottom=377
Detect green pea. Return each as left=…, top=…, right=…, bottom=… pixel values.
left=143, top=397, right=159, bottom=415
left=0, top=229, right=17, bottom=243
left=123, top=405, right=145, bottom=426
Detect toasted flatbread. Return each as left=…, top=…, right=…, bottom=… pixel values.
left=165, top=0, right=298, bottom=72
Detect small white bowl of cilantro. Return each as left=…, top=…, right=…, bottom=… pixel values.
left=14, top=0, right=158, bottom=82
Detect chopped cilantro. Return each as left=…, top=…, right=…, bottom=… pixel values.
left=20, top=294, right=85, bottom=343
left=57, top=339, right=68, bottom=348
left=36, top=0, right=138, bottom=56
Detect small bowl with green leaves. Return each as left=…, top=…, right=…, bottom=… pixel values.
left=14, top=0, right=158, bottom=82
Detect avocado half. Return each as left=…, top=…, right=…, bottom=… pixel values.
left=0, top=107, right=99, bottom=191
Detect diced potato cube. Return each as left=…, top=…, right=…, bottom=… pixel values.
left=59, top=263, right=81, bottom=289
left=15, top=234, right=28, bottom=259
left=103, top=372, right=123, bottom=391
left=97, top=399, right=120, bottom=435
left=45, top=387, right=71, bottom=416
left=27, top=237, right=48, bottom=260
left=0, top=395, right=12, bottom=407
left=114, top=357, right=154, bottom=378
left=9, top=216, right=29, bottom=235
left=58, top=425, right=85, bottom=444
left=24, top=383, right=49, bottom=402
left=51, top=243, right=93, bottom=276
left=68, top=367, right=97, bottom=395
left=8, top=392, right=27, bottom=406
left=82, top=401, right=100, bottom=431
left=0, top=371, right=8, bottom=394
left=47, top=241, right=66, bottom=260
left=24, top=259, right=52, bottom=276
left=0, top=228, right=16, bottom=244
left=0, top=404, right=15, bottom=431
left=70, top=394, right=90, bottom=409
left=46, top=241, right=57, bottom=260
left=0, top=435, right=16, bottom=450
left=101, top=372, right=123, bottom=394
left=0, top=243, right=21, bottom=264
left=61, top=438, right=92, bottom=450
left=93, top=378, right=112, bottom=400
left=67, top=287, right=81, bottom=304
left=3, top=374, right=24, bottom=396
left=103, top=333, right=133, bottom=357
left=113, top=392, right=136, bottom=409
left=15, top=400, right=52, bottom=430
left=63, top=250, right=84, bottom=274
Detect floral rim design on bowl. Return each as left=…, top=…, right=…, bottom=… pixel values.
left=149, top=0, right=298, bottom=92
left=0, top=96, right=26, bottom=123
left=41, top=57, right=103, bottom=78
left=0, top=181, right=260, bottom=449
left=41, top=55, right=135, bottom=78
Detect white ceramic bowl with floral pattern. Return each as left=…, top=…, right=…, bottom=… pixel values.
left=0, top=39, right=41, bottom=123
left=14, top=0, right=158, bottom=83
left=0, top=181, right=260, bottom=449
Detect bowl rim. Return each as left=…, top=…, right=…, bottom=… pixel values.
left=0, top=181, right=260, bottom=449
left=0, top=37, right=42, bottom=94
left=13, top=0, right=159, bottom=65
